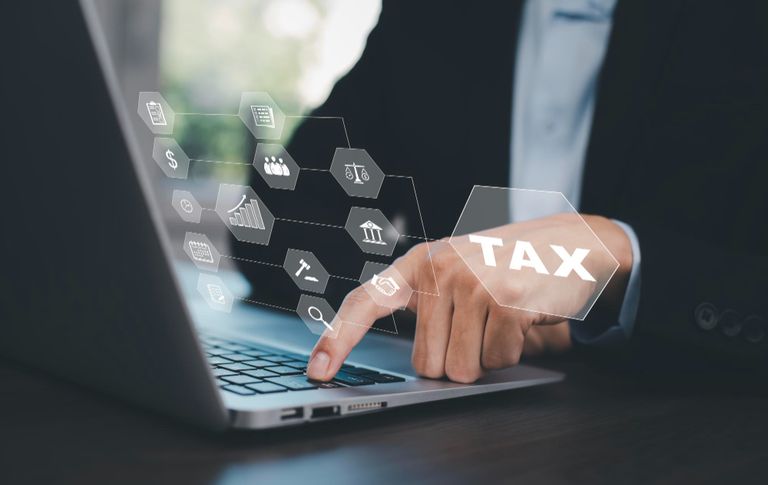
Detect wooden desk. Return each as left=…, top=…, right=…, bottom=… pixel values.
left=1, top=357, right=766, bottom=484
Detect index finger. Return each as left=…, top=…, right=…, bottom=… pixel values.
left=306, top=255, right=419, bottom=381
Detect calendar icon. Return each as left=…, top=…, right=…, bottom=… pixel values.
left=188, top=240, right=214, bottom=263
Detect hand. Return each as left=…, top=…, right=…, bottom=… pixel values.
left=306, top=214, right=632, bottom=383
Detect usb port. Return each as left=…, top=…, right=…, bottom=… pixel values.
left=280, top=407, right=304, bottom=420
left=311, top=405, right=341, bottom=419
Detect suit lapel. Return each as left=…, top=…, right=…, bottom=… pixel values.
left=580, top=0, right=686, bottom=214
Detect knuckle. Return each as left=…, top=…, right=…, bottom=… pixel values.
left=481, top=350, right=507, bottom=370
left=411, top=352, right=444, bottom=379
left=444, top=360, right=482, bottom=384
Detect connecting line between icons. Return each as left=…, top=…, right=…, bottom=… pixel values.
left=285, top=115, right=351, bottom=148
left=189, top=158, right=251, bottom=166
left=175, top=112, right=352, bottom=148
left=175, top=112, right=239, bottom=117
left=220, top=253, right=359, bottom=283
left=235, top=296, right=297, bottom=314
left=274, top=217, right=346, bottom=230
left=220, top=254, right=283, bottom=269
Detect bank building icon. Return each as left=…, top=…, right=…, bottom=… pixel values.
left=360, top=220, right=386, bottom=245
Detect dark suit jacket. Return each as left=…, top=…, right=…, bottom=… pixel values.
left=239, top=0, right=768, bottom=371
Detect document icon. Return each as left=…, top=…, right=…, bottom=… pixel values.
left=250, top=105, right=275, bottom=128
left=146, top=101, right=167, bottom=126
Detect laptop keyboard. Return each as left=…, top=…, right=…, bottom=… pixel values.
left=199, top=334, right=406, bottom=396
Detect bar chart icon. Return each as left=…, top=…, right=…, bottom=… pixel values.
left=215, top=184, right=274, bottom=245
left=227, top=195, right=265, bottom=230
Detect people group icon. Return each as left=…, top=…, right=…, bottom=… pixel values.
left=264, top=156, right=291, bottom=177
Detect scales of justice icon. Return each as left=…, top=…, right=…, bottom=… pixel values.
left=344, top=162, right=370, bottom=184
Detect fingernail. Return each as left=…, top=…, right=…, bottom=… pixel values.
left=307, top=351, right=331, bottom=379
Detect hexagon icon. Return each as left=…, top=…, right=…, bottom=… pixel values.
left=137, top=92, right=175, bottom=135
left=297, top=294, right=340, bottom=338
left=152, top=137, right=190, bottom=179
left=449, top=186, right=619, bottom=321
left=284, top=249, right=330, bottom=294
left=238, top=92, right=285, bottom=140
left=183, top=232, right=221, bottom=272
left=253, top=143, right=300, bottom=190
left=345, top=207, right=399, bottom=256
left=330, top=148, right=385, bottom=198
left=172, top=190, right=202, bottom=223
left=359, top=261, right=413, bottom=310
left=197, top=273, right=234, bottom=313
left=215, top=184, right=275, bottom=245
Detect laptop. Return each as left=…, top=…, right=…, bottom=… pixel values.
left=0, top=0, right=562, bottom=430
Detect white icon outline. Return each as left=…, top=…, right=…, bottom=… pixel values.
left=264, top=156, right=291, bottom=177
left=227, top=195, right=266, bottom=230
left=344, top=162, right=369, bottom=185
left=307, top=306, right=334, bottom=331
left=371, top=273, right=400, bottom=296
left=146, top=101, right=167, bottom=126
left=251, top=104, right=275, bottom=128
left=360, top=220, right=387, bottom=245
left=188, top=240, right=214, bottom=264
left=207, top=284, right=227, bottom=305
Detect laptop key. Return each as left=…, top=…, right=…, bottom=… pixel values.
left=316, top=381, right=342, bottom=389
left=332, top=372, right=375, bottom=386
left=242, top=368, right=279, bottom=379
left=265, top=376, right=318, bottom=391
left=221, top=384, right=257, bottom=396
left=241, top=359, right=274, bottom=367
left=207, top=356, right=230, bottom=365
left=240, top=350, right=272, bottom=358
left=368, top=373, right=406, bottom=384
left=262, top=355, right=299, bottom=364
left=220, top=353, right=254, bottom=362
left=219, top=363, right=256, bottom=372
left=339, top=366, right=380, bottom=376
left=212, top=368, right=238, bottom=377
left=264, top=365, right=305, bottom=376
left=222, top=375, right=262, bottom=385
left=247, top=382, right=287, bottom=394
left=218, top=343, right=252, bottom=351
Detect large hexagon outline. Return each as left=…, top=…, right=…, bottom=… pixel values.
left=330, top=148, right=385, bottom=199
left=344, top=206, right=399, bottom=257
left=448, top=186, right=620, bottom=321
left=237, top=91, right=286, bottom=140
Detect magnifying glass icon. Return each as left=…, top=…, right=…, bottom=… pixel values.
left=307, top=306, right=334, bottom=331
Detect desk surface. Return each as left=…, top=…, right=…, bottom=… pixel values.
left=1, top=357, right=766, bottom=485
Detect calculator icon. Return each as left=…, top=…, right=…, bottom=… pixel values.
left=146, top=101, right=167, bottom=126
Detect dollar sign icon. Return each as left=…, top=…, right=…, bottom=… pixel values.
left=165, top=149, right=178, bottom=170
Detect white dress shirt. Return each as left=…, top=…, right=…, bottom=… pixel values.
left=511, top=0, right=641, bottom=343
